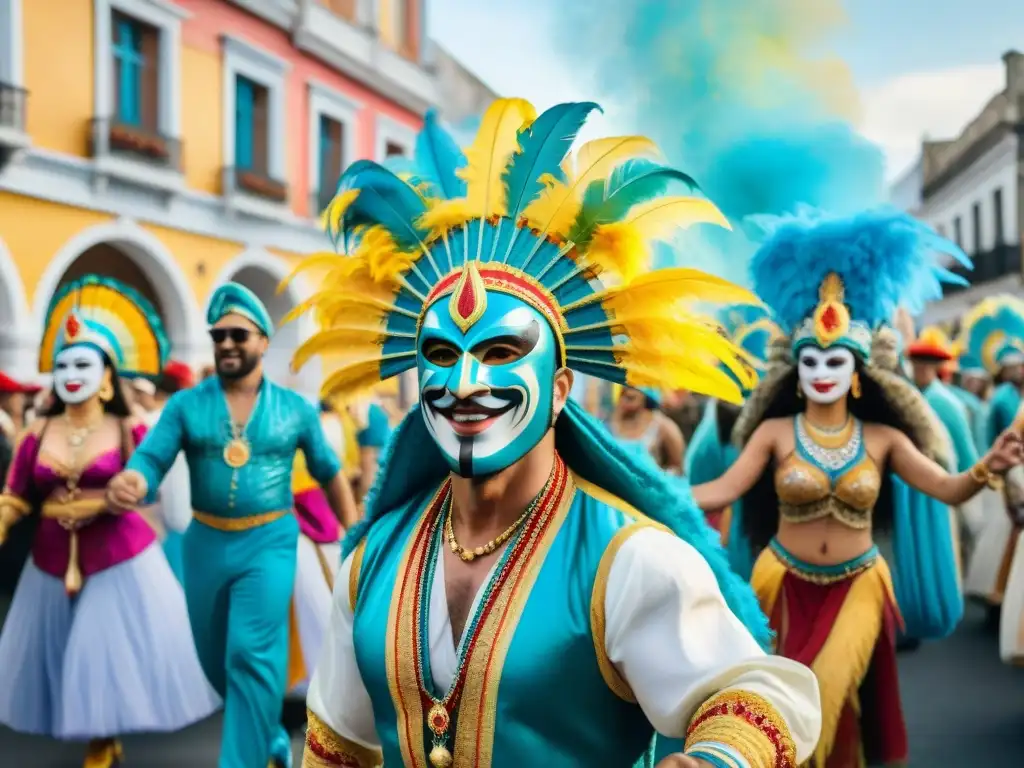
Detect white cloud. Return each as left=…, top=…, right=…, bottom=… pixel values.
left=859, top=64, right=1006, bottom=182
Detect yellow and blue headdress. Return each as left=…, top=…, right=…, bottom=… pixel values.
left=39, top=274, right=170, bottom=378
left=715, top=304, right=781, bottom=395
left=750, top=208, right=970, bottom=359
left=956, top=296, right=1024, bottom=376
left=287, top=100, right=771, bottom=646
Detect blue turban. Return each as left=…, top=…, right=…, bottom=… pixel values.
left=207, top=282, right=274, bottom=336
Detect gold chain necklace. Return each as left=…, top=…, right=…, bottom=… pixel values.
left=445, top=497, right=536, bottom=563
left=800, top=414, right=854, bottom=449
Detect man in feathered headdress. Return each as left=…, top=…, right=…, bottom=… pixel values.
left=107, top=282, right=353, bottom=768
left=293, top=101, right=821, bottom=768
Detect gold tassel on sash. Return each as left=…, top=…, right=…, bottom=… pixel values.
left=42, top=497, right=106, bottom=597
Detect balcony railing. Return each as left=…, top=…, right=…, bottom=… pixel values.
left=90, top=118, right=182, bottom=171
left=943, top=243, right=1021, bottom=293
left=0, top=82, right=27, bottom=132
left=223, top=166, right=289, bottom=204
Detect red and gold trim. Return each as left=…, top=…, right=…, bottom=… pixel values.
left=302, top=709, right=383, bottom=768
left=454, top=462, right=575, bottom=765
left=447, top=262, right=489, bottom=333
left=685, top=690, right=796, bottom=768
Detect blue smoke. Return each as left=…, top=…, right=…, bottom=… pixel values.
left=537, top=0, right=886, bottom=283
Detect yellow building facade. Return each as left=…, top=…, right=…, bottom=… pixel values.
left=0, top=0, right=434, bottom=402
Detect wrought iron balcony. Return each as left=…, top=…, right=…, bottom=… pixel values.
left=0, top=82, right=27, bottom=133
left=90, top=118, right=183, bottom=171
left=223, top=165, right=289, bottom=204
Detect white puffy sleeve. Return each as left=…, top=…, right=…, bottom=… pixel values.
left=601, top=527, right=821, bottom=767
left=303, top=546, right=382, bottom=768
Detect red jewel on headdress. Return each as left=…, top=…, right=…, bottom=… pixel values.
left=448, top=262, right=488, bottom=333
left=820, top=305, right=840, bottom=332
left=65, top=313, right=81, bottom=339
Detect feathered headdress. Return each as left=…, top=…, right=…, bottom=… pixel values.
left=717, top=304, right=780, bottom=370
left=955, top=295, right=1024, bottom=376
left=283, top=100, right=759, bottom=404
left=749, top=208, right=970, bottom=359
left=40, top=274, right=170, bottom=378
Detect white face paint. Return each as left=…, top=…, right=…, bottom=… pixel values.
left=53, top=345, right=106, bottom=405
left=797, top=346, right=856, bottom=404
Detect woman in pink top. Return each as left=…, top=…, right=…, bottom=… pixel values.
left=0, top=276, right=218, bottom=768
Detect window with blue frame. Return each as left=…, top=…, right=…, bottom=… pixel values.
left=235, top=75, right=270, bottom=173
left=112, top=12, right=158, bottom=129
left=318, top=115, right=345, bottom=212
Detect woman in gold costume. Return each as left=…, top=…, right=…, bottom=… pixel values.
left=692, top=210, right=1023, bottom=767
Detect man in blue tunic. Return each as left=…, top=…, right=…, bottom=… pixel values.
left=107, top=283, right=350, bottom=768
left=294, top=100, right=821, bottom=768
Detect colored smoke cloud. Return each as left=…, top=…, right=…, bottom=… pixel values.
left=540, top=0, right=886, bottom=283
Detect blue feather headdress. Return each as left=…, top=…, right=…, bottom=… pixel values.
left=956, top=295, right=1024, bottom=375
left=749, top=208, right=971, bottom=359
left=283, top=100, right=760, bottom=403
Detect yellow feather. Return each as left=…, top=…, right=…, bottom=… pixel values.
left=563, top=268, right=760, bottom=315
left=291, top=328, right=394, bottom=373
left=521, top=136, right=660, bottom=239
left=622, top=318, right=756, bottom=390
left=322, top=188, right=360, bottom=234
left=580, top=222, right=648, bottom=284
left=620, top=196, right=732, bottom=241
left=461, top=98, right=537, bottom=219
left=277, top=252, right=341, bottom=296
left=319, top=358, right=393, bottom=401
left=416, top=198, right=477, bottom=240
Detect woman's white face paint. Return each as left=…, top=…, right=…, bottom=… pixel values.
left=53, top=345, right=106, bottom=405
left=797, top=346, right=855, bottom=404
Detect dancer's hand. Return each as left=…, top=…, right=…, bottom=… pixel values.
left=984, top=429, right=1024, bottom=474
left=655, top=755, right=712, bottom=768
left=107, top=470, right=148, bottom=511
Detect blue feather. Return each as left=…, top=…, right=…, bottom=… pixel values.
left=750, top=207, right=971, bottom=332
left=337, top=160, right=430, bottom=251
left=567, top=158, right=697, bottom=248
left=502, top=102, right=600, bottom=221
left=414, top=109, right=467, bottom=199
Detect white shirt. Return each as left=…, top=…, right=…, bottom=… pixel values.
left=307, top=527, right=821, bottom=764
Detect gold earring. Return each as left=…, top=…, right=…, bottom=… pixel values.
left=98, top=380, right=114, bottom=403
left=796, top=380, right=804, bottom=399
left=851, top=372, right=862, bottom=399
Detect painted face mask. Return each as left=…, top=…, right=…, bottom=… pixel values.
left=418, top=287, right=558, bottom=478
left=53, top=344, right=107, bottom=405
left=797, top=345, right=855, bottom=404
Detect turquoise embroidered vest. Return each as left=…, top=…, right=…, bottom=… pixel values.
left=351, top=474, right=658, bottom=767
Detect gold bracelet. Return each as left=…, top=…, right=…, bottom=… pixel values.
left=968, top=461, right=1002, bottom=490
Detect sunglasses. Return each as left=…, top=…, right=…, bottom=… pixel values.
left=209, top=328, right=252, bottom=345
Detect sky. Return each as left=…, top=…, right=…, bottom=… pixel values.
left=427, top=0, right=1024, bottom=186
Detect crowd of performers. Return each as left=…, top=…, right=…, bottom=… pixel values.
left=1, top=98, right=1024, bottom=768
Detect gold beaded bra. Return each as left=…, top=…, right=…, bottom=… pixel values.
left=774, top=416, right=881, bottom=529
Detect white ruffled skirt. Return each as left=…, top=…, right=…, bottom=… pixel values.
left=1000, top=531, right=1024, bottom=664
left=288, top=534, right=341, bottom=696
left=964, top=489, right=1013, bottom=602
left=0, top=543, right=220, bottom=739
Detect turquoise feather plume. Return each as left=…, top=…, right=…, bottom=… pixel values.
left=502, top=101, right=600, bottom=221
left=338, top=160, right=430, bottom=251
left=566, top=158, right=697, bottom=249
left=415, top=109, right=467, bottom=200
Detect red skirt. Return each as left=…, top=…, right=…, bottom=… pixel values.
left=752, top=544, right=908, bottom=767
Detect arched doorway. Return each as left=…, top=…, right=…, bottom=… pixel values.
left=0, top=237, right=31, bottom=377
left=212, top=249, right=319, bottom=402
left=33, top=220, right=203, bottom=373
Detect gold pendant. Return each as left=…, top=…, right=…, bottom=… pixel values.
left=427, top=703, right=450, bottom=736
left=223, top=438, right=251, bottom=468
left=428, top=745, right=453, bottom=768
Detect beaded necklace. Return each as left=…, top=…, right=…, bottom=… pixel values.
left=414, top=459, right=566, bottom=767
left=795, top=414, right=865, bottom=481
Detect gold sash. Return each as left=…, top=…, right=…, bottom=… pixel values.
left=41, top=497, right=108, bottom=596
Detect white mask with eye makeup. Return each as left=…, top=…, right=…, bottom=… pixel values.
left=797, top=346, right=856, bottom=404
left=53, top=345, right=106, bottom=405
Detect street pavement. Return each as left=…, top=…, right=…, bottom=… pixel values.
left=1, top=603, right=1022, bottom=766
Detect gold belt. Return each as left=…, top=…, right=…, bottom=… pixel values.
left=193, top=509, right=288, bottom=531
left=41, top=497, right=108, bottom=521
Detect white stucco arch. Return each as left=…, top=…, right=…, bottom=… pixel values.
left=210, top=248, right=319, bottom=401
left=0, top=236, right=33, bottom=377
left=32, top=218, right=204, bottom=372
